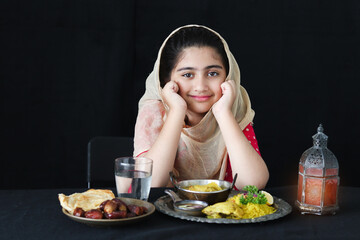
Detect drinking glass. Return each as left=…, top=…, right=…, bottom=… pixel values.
left=114, top=157, right=153, bottom=201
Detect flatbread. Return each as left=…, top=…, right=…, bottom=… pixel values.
left=58, top=189, right=115, bottom=213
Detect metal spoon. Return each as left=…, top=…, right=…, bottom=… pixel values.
left=164, top=189, right=208, bottom=216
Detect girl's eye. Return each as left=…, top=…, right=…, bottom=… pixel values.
left=208, top=72, right=219, bottom=77
left=182, top=73, right=193, bottom=78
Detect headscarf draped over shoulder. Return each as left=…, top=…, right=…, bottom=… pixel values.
left=134, top=24, right=255, bottom=181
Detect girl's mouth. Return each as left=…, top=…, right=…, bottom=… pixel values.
left=190, top=95, right=211, bottom=101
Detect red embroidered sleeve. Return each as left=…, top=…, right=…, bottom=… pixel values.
left=224, top=123, right=261, bottom=183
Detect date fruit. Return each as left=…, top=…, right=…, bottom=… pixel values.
left=103, top=200, right=118, bottom=213
left=104, top=210, right=127, bottom=219
left=85, top=209, right=103, bottom=219
left=73, top=198, right=147, bottom=220
left=128, top=205, right=147, bottom=216
left=113, top=198, right=128, bottom=211
left=99, top=200, right=110, bottom=211
left=73, top=207, right=85, bottom=217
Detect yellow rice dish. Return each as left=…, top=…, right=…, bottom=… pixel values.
left=202, top=193, right=276, bottom=219
left=184, top=182, right=223, bottom=192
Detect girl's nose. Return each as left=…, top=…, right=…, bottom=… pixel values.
left=193, top=76, right=208, bottom=92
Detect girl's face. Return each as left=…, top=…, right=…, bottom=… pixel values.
left=170, top=46, right=227, bottom=122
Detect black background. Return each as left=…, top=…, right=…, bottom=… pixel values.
left=1, top=0, right=359, bottom=189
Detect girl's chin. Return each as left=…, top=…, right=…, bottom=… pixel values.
left=187, top=107, right=212, bottom=116
left=186, top=100, right=216, bottom=114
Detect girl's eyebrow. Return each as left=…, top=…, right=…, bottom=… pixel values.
left=176, top=67, right=195, bottom=72
left=206, top=65, right=223, bottom=70
left=177, top=65, right=223, bottom=72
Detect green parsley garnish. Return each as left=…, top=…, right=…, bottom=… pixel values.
left=240, top=185, right=267, bottom=205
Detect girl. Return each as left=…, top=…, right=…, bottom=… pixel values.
left=133, top=25, right=269, bottom=190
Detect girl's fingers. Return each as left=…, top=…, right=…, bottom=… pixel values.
left=221, top=80, right=232, bottom=93
left=170, top=81, right=179, bottom=93
left=164, top=81, right=179, bottom=93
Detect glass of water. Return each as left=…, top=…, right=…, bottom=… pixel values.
left=114, top=157, right=153, bottom=201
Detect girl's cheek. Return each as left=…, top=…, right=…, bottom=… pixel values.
left=216, top=83, right=224, bottom=95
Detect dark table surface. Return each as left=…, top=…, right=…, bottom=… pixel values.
left=1, top=186, right=359, bottom=240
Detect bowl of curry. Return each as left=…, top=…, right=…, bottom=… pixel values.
left=169, top=172, right=237, bottom=205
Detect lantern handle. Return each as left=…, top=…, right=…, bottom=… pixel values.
left=317, top=124, right=324, bottom=133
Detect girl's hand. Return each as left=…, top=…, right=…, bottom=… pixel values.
left=161, top=81, right=187, bottom=113
left=212, top=80, right=237, bottom=117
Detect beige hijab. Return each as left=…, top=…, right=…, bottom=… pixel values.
left=134, top=24, right=255, bottom=181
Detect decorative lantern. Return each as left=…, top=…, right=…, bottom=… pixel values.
left=295, top=124, right=339, bottom=215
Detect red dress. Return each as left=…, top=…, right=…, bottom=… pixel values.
left=224, top=123, right=261, bottom=184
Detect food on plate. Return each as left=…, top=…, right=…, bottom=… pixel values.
left=202, top=201, right=243, bottom=219
left=85, top=209, right=104, bottom=219
left=103, top=200, right=119, bottom=213
left=184, top=182, right=223, bottom=192
left=261, top=190, right=274, bottom=205
left=58, top=189, right=115, bottom=212
left=59, top=189, right=148, bottom=220
left=128, top=204, right=146, bottom=216
left=202, top=185, right=276, bottom=219
left=73, top=207, right=85, bottom=217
